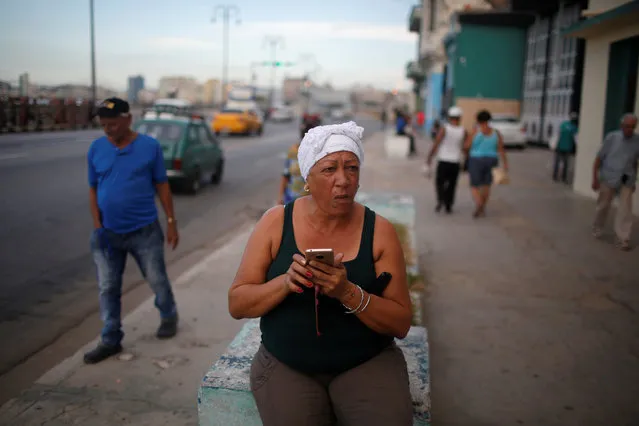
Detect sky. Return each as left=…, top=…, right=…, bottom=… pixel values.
left=0, top=0, right=419, bottom=92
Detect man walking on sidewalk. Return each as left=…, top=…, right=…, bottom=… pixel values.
left=592, top=113, right=639, bottom=251
left=426, top=106, right=466, bottom=213
left=84, top=98, right=180, bottom=364
left=553, top=112, right=578, bottom=183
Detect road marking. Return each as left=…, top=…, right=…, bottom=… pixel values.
left=0, top=153, right=28, bottom=161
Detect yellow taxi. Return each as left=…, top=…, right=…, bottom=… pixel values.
left=212, top=107, right=263, bottom=136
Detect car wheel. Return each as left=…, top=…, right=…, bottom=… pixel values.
left=186, top=170, right=201, bottom=194
left=211, top=160, right=224, bottom=185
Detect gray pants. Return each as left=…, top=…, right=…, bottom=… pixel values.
left=593, top=184, right=634, bottom=242
left=250, top=343, right=413, bottom=426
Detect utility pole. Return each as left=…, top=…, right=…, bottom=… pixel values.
left=89, top=0, right=97, bottom=106
left=263, top=35, right=285, bottom=106
left=213, top=5, right=240, bottom=103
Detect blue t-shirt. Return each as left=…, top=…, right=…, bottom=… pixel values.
left=469, top=130, right=499, bottom=158
left=87, top=134, right=168, bottom=234
left=396, top=116, right=407, bottom=133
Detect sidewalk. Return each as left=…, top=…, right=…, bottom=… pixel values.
left=0, top=225, right=254, bottom=426
left=2, top=130, right=638, bottom=426
left=361, top=133, right=639, bottom=426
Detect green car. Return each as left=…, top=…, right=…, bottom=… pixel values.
left=133, top=112, right=225, bottom=194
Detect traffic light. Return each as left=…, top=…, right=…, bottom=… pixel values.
left=260, top=61, right=294, bottom=67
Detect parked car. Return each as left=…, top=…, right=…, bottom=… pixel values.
left=270, top=105, right=295, bottom=122
left=133, top=110, right=225, bottom=194
left=490, top=114, right=527, bottom=148
left=212, top=107, right=263, bottom=136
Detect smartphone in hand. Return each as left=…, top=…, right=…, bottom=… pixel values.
left=305, top=248, right=335, bottom=266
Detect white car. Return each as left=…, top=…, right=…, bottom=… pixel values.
left=270, top=105, right=295, bottom=122
left=490, top=114, right=527, bottom=148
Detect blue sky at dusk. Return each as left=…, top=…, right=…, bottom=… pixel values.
left=1, top=0, right=419, bottom=91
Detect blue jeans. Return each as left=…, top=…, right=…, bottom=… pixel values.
left=90, top=220, right=177, bottom=346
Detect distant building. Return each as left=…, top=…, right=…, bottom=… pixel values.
left=137, top=89, right=157, bottom=104
left=18, top=73, right=30, bottom=97
left=158, top=76, right=201, bottom=103
left=127, top=75, right=145, bottom=104
left=283, top=78, right=306, bottom=103
left=0, top=80, right=11, bottom=96
left=202, top=79, right=220, bottom=105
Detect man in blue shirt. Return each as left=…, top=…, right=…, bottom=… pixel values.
left=84, top=98, right=179, bottom=364
left=553, top=112, right=578, bottom=183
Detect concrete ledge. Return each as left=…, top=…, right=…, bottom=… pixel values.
left=198, top=319, right=431, bottom=426
left=384, top=129, right=411, bottom=158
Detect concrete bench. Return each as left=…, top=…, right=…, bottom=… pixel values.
left=198, top=318, right=430, bottom=426
left=384, top=129, right=411, bottom=158
left=198, top=193, right=430, bottom=425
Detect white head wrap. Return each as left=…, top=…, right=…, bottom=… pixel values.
left=297, top=121, right=364, bottom=180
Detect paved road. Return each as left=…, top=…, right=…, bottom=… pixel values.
left=0, top=116, right=379, bottom=380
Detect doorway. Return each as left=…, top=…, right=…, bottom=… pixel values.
left=603, top=35, right=639, bottom=135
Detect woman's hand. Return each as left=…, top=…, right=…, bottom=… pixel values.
left=306, top=253, right=350, bottom=299
left=284, top=254, right=314, bottom=294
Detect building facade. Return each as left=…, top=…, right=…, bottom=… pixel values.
left=202, top=79, right=220, bottom=106
left=407, top=0, right=494, bottom=132
left=564, top=0, right=639, bottom=210
left=518, top=1, right=587, bottom=145
left=18, top=73, right=30, bottom=97
left=127, top=75, right=145, bottom=104
left=442, top=12, right=532, bottom=129
left=157, top=76, right=201, bottom=103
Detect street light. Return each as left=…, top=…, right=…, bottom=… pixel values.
left=89, top=0, right=97, bottom=106
left=263, top=35, right=285, bottom=106
left=298, top=53, right=322, bottom=81
left=212, top=5, right=240, bottom=103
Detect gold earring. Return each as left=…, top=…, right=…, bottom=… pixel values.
left=303, top=184, right=310, bottom=192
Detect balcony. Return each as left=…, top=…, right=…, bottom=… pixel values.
left=406, top=61, right=425, bottom=82
left=409, top=4, right=422, bottom=33
left=419, top=38, right=438, bottom=59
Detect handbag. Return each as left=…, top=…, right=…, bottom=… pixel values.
left=492, top=167, right=509, bottom=185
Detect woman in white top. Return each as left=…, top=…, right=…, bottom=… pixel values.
left=426, top=106, right=467, bottom=213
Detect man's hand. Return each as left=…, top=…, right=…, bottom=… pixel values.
left=167, top=222, right=179, bottom=250
left=592, top=179, right=600, bottom=192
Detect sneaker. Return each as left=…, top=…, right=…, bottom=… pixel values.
left=616, top=239, right=631, bottom=251
left=156, top=315, right=178, bottom=339
left=592, top=228, right=603, bottom=239
left=435, top=203, right=442, bottom=213
left=83, top=342, right=122, bottom=364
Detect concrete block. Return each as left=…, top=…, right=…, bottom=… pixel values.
left=198, top=319, right=431, bottom=426
left=385, top=130, right=411, bottom=158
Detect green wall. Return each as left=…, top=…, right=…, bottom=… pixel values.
left=453, top=24, right=527, bottom=100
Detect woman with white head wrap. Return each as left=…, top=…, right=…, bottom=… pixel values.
left=229, top=121, right=413, bottom=426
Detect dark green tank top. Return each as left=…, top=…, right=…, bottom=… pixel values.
left=260, top=201, right=393, bottom=374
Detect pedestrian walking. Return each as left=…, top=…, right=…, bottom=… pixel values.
left=553, top=112, right=579, bottom=183
left=464, top=109, right=509, bottom=218
left=591, top=113, right=639, bottom=251
left=380, top=109, right=387, bottom=130
left=426, top=106, right=466, bottom=214
left=84, top=97, right=179, bottom=364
